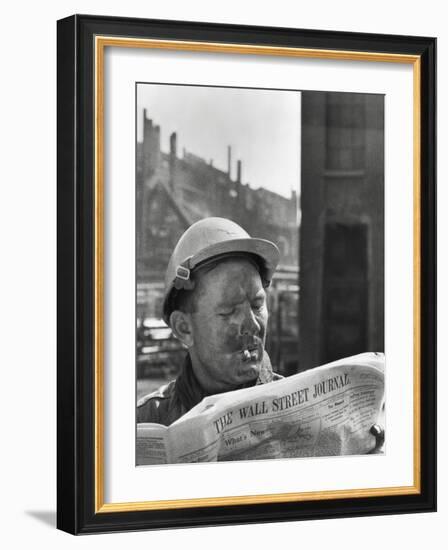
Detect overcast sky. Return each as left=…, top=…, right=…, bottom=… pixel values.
left=137, top=84, right=301, bottom=198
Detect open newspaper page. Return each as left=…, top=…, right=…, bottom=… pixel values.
left=137, top=352, right=384, bottom=465
left=136, top=423, right=171, bottom=465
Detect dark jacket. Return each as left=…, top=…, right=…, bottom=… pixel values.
left=137, top=352, right=282, bottom=426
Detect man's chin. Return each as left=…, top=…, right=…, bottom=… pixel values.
left=234, top=361, right=262, bottom=386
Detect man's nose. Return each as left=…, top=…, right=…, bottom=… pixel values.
left=240, top=305, right=261, bottom=335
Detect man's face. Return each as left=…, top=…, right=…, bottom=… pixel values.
left=188, top=258, right=268, bottom=394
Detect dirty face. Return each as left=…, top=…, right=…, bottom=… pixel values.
left=188, top=258, right=268, bottom=394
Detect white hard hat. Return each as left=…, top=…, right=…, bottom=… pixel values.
left=162, top=217, right=280, bottom=324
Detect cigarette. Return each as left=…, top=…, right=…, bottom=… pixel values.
left=242, top=349, right=257, bottom=361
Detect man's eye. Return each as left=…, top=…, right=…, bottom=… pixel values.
left=219, top=308, right=235, bottom=317
left=252, top=301, right=265, bottom=311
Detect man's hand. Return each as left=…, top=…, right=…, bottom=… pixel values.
left=368, top=424, right=385, bottom=454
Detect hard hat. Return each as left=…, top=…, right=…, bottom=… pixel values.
left=162, top=217, right=280, bottom=324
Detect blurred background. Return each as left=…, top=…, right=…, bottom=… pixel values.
left=135, top=85, right=384, bottom=399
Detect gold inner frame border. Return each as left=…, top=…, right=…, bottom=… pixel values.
left=94, top=35, right=421, bottom=513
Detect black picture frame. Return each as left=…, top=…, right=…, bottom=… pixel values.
left=57, top=14, right=436, bottom=534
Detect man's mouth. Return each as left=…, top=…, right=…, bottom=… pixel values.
left=241, top=347, right=258, bottom=362
left=239, top=335, right=262, bottom=363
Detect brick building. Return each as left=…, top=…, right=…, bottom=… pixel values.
left=136, top=110, right=299, bottom=324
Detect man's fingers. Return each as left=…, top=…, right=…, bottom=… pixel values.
left=369, top=424, right=385, bottom=452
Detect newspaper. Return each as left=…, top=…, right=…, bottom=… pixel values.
left=137, top=352, right=385, bottom=465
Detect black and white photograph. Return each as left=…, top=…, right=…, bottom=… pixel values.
left=135, top=83, right=385, bottom=465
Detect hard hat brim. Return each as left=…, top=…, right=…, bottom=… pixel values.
left=189, top=237, right=280, bottom=276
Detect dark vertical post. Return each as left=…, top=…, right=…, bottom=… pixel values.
left=299, top=92, right=327, bottom=370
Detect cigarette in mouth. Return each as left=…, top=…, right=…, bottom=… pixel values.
left=241, top=335, right=257, bottom=361
left=242, top=349, right=257, bottom=361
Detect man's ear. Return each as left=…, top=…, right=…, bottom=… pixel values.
left=169, top=310, right=194, bottom=347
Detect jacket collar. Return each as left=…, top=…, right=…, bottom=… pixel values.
left=174, top=351, right=276, bottom=413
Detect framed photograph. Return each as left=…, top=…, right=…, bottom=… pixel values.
left=57, top=14, right=436, bottom=534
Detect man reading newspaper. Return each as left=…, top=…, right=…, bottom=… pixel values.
left=137, top=217, right=283, bottom=426
left=137, top=217, right=384, bottom=463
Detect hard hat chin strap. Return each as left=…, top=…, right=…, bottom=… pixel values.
left=173, top=257, right=195, bottom=291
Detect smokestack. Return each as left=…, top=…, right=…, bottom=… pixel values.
left=227, top=146, right=232, bottom=179
left=170, top=132, right=177, bottom=158
left=169, top=132, right=177, bottom=191
left=236, top=160, right=242, bottom=184
left=142, top=117, right=160, bottom=178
